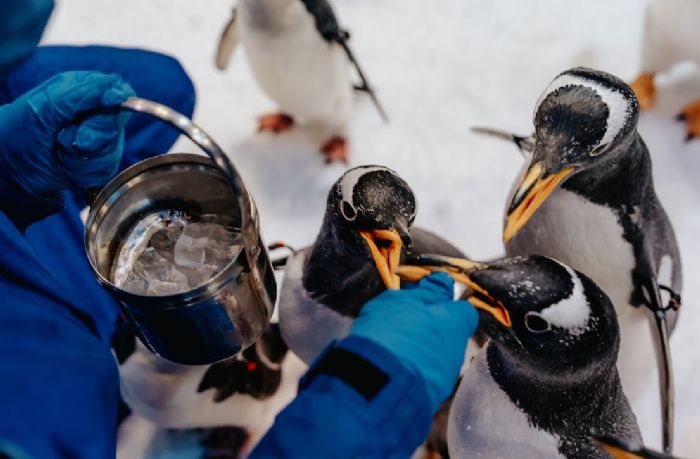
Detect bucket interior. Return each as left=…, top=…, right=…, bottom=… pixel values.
left=86, top=154, right=244, bottom=292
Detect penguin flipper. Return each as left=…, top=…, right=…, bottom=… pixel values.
left=215, top=6, right=239, bottom=71
left=471, top=126, right=534, bottom=157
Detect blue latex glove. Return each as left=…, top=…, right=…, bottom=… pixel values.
left=0, top=0, right=54, bottom=74
left=0, top=71, right=135, bottom=197
left=349, top=272, right=479, bottom=411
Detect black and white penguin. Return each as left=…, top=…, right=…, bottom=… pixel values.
left=446, top=255, right=642, bottom=459
left=215, top=0, right=386, bottom=163
left=278, top=164, right=464, bottom=364
left=628, top=0, right=700, bottom=139
left=116, top=322, right=307, bottom=456
left=593, top=435, right=683, bottom=459
left=501, top=67, right=682, bottom=449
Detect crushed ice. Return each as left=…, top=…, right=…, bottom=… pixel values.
left=113, top=211, right=242, bottom=296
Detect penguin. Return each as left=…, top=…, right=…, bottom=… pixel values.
left=215, top=0, right=387, bottom=163
left=442, top=255, right=642, bottom=459
left=593, top=435, right=684, bottom=459
left=277, top=164, right=464, bottom=364
left=500, top=67, right=682, bottom=450
left=116, top=322, right=308, bottom=457
left=629, top=0, right=700, bottom=139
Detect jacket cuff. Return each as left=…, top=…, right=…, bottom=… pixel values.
left=301, top=335, right=435, bottom=444
left=0, top=173, right=64, bottom=232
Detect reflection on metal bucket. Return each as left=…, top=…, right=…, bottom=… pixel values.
left=84, top=98, right=276, bottom=365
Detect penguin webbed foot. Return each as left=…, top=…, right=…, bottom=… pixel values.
left=630, top=73, right=656, bottom=111
left=257, top=112, right=295, bottom=134
left=320, top=135, right=348, bottom=164
left=676, top=99, right=700, bottom=142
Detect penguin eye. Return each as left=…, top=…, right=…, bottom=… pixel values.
left=524, top=312, right=551, bottom=333
left=340, top=200, right=357, bottom=221
left=590, top=143, right=609, bottom=157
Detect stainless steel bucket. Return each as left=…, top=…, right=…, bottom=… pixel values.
left=84, top=98, right=276, bottom=365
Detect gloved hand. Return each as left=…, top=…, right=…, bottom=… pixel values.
left=0, top=0, right=54, bottom=74
left=0, top=71, right=135, bottom=197
left=349, top=272, right=479, bottom=411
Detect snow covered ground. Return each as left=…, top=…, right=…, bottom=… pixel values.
left=45, top=0, right=700, bottom=455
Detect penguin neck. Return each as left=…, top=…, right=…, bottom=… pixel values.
left=302, top=217, right=383, bottom=317
left=562, top=133, right=655, bottom=210
left=487, top=344, right=620, bottom=429
left=242, top=0, right=295, bottom=29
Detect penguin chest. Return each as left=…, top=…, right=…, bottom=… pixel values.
left=239, top=7, right=352, bottom=125
left=505, top=188, right=654, bottom=399
left=447, top=351, right=565, bottom=459
left=278, top=250, right=353, bottom=365
left=506, top=188, right=636, bottom=310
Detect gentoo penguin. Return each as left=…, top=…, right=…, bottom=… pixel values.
left=278, top=164, right=464, bottom=364
left=443, top=255, right=642, bottom=459
left=116, top=322, right=308, bottom=456
left=502, top=67, right=682, bottom=450
left=593, top=435, right=684, bottom=459
left=215, top=0, right=387, bottom=163
left=629, top=0, right=700, bottom=139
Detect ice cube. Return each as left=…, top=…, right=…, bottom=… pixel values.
left=174, top=233, right=208, bottom=268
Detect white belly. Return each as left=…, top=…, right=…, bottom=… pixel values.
left=642, top=0, right=700, bottom=72
left=447, top=350, right=564, bottom=459
left=239, top=3, right=352, bottom=127
left=278, top=250, right=353, bottom=364
left=506, top=188, right=655, bottom=401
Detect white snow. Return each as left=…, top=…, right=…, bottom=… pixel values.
left=43, top=0, right=700, bottom=454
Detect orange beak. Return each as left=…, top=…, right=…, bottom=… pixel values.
left=360, top=229, right=404, bottom=290
left=395, top=256, right=512, bottom=327
left=503, top=162, right=576, bottom=243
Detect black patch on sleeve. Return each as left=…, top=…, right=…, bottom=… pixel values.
left=301, top=347, right=389, bottom=400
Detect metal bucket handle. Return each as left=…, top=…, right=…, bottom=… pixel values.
left=94, top=97, right=260, bottom=271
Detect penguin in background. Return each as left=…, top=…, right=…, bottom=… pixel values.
left=438, top=255, right=643, bottom=459
left=486, top=67, right=681, bottom=451
left=215, top=0, right=387, bottom=164
left=116, top=322, right=307, bottom=457
left=628, top=0, right=700, bottom=140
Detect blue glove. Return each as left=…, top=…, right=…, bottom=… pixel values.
left=0, top=0, right=54, bottom=74
left=0, top=71, right=135, bottom=197
left=349, top=272, right=479, bottom=411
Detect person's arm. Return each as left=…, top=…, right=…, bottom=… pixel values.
left=0, top=71, right=134, bottom=231
left=251, top=273, right=478, bottom=458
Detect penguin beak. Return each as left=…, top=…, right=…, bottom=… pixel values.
left=394, top=255, right=512, bottom=327
left=359, top=229, right=405, bottom=290
left=591, top=436, right=656, bottom=459
left=503, top=161, right=576, bottom=242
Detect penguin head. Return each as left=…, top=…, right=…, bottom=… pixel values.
left=465, top=255, right=619, bottom=374
left=504, top=67, right=639, bottom=242
left=305, top=166, right=416, bottom=314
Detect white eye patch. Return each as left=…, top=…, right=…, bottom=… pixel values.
left=539, top=264, right=591, bottom=335
left=337, top=166, right=393, bottom=221
left=534, top=73, right=631, bottom=148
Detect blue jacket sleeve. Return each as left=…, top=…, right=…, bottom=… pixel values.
left=0, top=171, right=64, bottom=232
left=249, top=336, right=435, bottom=459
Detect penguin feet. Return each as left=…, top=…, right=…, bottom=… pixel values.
left=257, top=112, right=294, bottom=134
left=320, top=135, right=348, bottom=164
left=677, top=99, right=700, bottom=141
left=630, top=73, right=656, bottom=110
